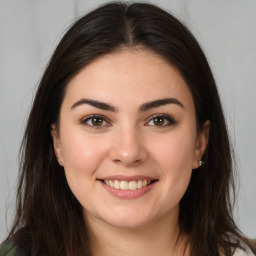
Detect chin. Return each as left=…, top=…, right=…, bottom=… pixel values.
left=98, top=206, right=157, bottom=229
left=106, top=217, right=152, bottom=230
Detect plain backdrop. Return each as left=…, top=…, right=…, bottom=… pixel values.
left=0, top=0, right=255, bottom=241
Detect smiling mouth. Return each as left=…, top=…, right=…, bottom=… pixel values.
left=101, top=179, right=157, bottom=191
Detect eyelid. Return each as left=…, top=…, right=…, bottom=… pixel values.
left=81, top=114, right=111, bottom=129
left=145, top=114, right=176, bottom=127
left=80, top=114, right=176, bottom=129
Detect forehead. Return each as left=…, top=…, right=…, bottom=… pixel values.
left=63, top=48, right=194, bottom=111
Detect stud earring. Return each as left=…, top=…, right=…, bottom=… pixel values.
left=199, top=160, right=204, bottom=167
left=58, top=160, right=63, bottom=165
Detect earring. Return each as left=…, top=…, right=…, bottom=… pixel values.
left=199, top=160, right=204, bottom=167
left=58, top=160, right=63, bottom=165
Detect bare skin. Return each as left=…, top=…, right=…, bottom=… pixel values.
left=87, top=206, right=187, bottom=256
left=52, top=47, right=209, bottom=256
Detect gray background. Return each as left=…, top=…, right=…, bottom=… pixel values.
left=0, top=0, right=255, bottom=241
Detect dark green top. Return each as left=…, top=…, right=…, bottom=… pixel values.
left=0, top=240, right=17, bottom=256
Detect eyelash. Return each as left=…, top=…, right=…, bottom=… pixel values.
left=81, top=115, right=110, bottom=129
left=81, top=114, right=176, bottom=129
left=146, top=114, right=176, bottom=128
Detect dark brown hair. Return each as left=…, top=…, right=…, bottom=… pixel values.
left=5, top=2, right=253, bottom=256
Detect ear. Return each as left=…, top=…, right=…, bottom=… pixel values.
left=193, top=121, right=210, bottom=169
left=51, top=124, right=63, bottom=165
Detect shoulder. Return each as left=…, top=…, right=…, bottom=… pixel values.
left=0, top=240, right=17, bottom=256
left=0, top=240, right=29, bottom=256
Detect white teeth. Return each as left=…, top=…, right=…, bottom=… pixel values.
left=114, top=180, right=120, bottom=189
left=103, top=179, right=153, bottom=190
left=137, top=180, right=142, bottom=189
left=120, top=181, right=128, bottom=190
left=109, top=180, right=114, bottom=188
left=128, top=181, right=137, bottom=190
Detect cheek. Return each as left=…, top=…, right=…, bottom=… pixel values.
left=150, top=129, right=196, bottom=171
left=60, top=134, right=109, bottom=206
left=60, top=132, right=108, bottom=179
left=149, top=130, right=196, bottom=199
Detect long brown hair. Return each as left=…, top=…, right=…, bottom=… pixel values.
left=6, top=2, right=253, bottom=255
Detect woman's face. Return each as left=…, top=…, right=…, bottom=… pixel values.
left=52, top=48, right=209, bottom=229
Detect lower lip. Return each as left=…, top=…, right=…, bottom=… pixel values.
left=100, top=181, right=157, bottom=199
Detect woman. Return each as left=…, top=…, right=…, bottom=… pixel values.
left=0, top=2, right=255, bottom=256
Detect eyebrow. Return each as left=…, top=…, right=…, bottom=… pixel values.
left=71, top=99, right=117, bottom=112
left=139, top=98, right=184, bottom=112
left=70, top=98, right=184, bottom=112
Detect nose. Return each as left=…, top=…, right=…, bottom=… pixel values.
left=109, top=125, right=148, bottom=167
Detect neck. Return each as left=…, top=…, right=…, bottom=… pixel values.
left=86, top=211, right=187, bottom=256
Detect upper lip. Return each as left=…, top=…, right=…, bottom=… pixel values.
left=97, top=175, right=158, bottom=182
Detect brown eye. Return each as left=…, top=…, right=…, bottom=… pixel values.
left=82, top=115, right=109, bottom=129
left=147, top=115, right=176, bottom=127
left=91, top=117, right=104, bottom=126
left=153, top=117, right=165, bottom=126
